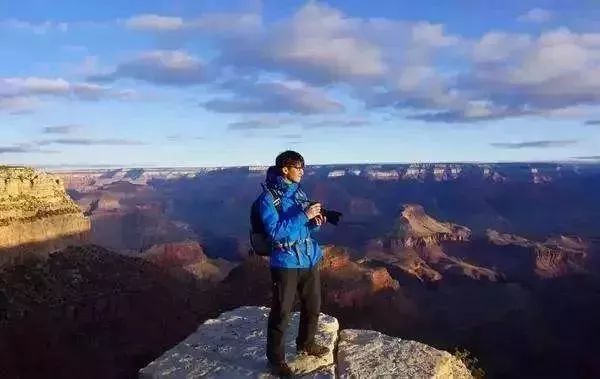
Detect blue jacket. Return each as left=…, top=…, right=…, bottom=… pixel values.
left=257, top=166, right=323, bottom=269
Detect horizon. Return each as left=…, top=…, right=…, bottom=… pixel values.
left=13, top=158, right=600, bottom=172
left=2, top=0, right=600, bottom=166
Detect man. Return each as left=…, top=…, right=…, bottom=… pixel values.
left=257, top=150, right=329, bottom=376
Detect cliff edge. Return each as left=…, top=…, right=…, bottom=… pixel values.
left=0, top=166, right=90, bottom=267
left=140, top=306, right=472, bottom=378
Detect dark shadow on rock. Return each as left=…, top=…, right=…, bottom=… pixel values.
left=0, top=244, right=230, bottom=379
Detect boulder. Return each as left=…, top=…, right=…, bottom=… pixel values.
left=337, top=329, right=472, bottom=378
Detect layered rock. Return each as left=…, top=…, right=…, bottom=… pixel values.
left=366, top=205, right=500, bottom=283
left=141, top=241, right=237, bottom=283
left=398, top=204, right=471, bottom=247
left=320, top=246, right=399, bottom=308
left=74, top=181, right=197, bottom=252
left=139, top=306, right=472, bottom=378
left=0, top=167, right=90, bottom=267
left=487, top=230, right=587, bottom=278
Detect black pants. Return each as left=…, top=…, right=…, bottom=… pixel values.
left=266, top=265, right=321, bottom=364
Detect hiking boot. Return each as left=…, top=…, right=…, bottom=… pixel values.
left=268, top=361, right=293, bottom=377
left=297, top=342, right=329, bottom=357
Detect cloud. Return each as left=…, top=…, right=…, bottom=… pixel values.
left=38, top=138, right=145, bottom=146
left=228, top=116, right=294, bottom=130
left=0, top=19, right=68, bottom=34
left=490, top=140, right=578, bottom=149
left=281, top=134, right=302, bottom=139
left=125, top=14, right=184, bottom=31
left=0, top=77, right=135, bottom=113
left=304, top=118, right=370, bottom=128
left=42, top=125, right=82, bottom=134
left=517, top=8, right=553, bottom=24
left=218, top=3, right=389, bottom=84
left=90, top=50, right=205, bottom=85
left=205, top=79, right=343, bottom=114
left=0, top=143, right=57, bottom=154
left=584, top=120, right=600, bottom=125
left=439, top=28, right=600, bottom=122
left=573, top=155, right=600, bottom=160
left=0, top=145, right=34, bottom=154
left=124, top=13, right=260, bottom=35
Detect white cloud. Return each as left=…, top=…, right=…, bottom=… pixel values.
left=204, top=79, right=343, bottom=114
left=90, top=50, right=205, bottom=85
left=517, top=8, right=553, bottom=24
left=0, top=19, right=68, bottom=34
left=0, top=76, right=137, bottom=114
left=125, top=14, right=184, bottom=30
left=97, top=4, right=600, bottom=123
left=124, top=12, right=261, bottom=35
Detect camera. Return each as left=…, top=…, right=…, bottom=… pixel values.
left=307, top=200, right=343, bottom=225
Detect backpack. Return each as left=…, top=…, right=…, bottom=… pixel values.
left=249, top=185, right=282, bottom=256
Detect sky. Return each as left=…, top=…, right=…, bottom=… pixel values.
left=1, top=0, right=600, bottom=168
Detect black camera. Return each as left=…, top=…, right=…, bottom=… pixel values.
left=321, top=209, right=343, bottom=225
left=307, top=200, right=343, bottom=226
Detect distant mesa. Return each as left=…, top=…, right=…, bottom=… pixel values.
left=367, top=204, right=501, bottom=283
left=487, top=229, right=588, bottom=278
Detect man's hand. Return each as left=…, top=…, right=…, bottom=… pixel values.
left=314, top=214, right=326, bottom=226
left=305, top=203, right=321, bottom=220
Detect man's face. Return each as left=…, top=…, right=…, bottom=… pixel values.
left=282, top=162, right=304, bottom=183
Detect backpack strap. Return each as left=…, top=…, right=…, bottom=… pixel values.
left=261, top=183, right=282, bottom=212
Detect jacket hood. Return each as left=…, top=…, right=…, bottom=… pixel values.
left=265, top=165, right=297, bottom=195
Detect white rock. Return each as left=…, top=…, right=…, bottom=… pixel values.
left=139, top=306, right=338, bottom=378
left=336, top=329, right=472, bottom=379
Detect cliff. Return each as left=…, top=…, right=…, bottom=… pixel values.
left=0, top=166, right=90, bottom=267
left=140, top=306, right=472, bottom=378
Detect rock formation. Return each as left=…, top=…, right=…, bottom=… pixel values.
left=487, top=230, right=587, bottom=278
left=141, top=241, right=237, bottom=283
left=338, top=329, right=472, bottom=378
left=320, top=246, right=399, bottom=308
left=139, top=306, right=472, bottom=378
left=0, top=166, right=90, bottom=267
left=398, top=204, right=471, bottom=247
left=366, top=205, right=500, bottom=283
left=73, top=180, right=197, bottom=252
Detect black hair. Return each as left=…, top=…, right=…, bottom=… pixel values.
left=275, top=150, right=305, bottom=170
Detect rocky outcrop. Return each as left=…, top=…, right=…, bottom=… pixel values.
left=487, top=230, right=587, bottom=278
left=0, top=167, right=90, bottom=267
left=338, top=329, right=472, bottom=378
left=142, top=240, right=207, bottom=267
left=140, top=306, right=472, bottom=378
left=139, top=306, right=338, bottom=378
left=320, top=246, right=399, bottom=308
left=398, top=204, right=471, bottom=247
left=141, top=241, right=237, bottom=283
left=366, top=205, right=500, bottom=283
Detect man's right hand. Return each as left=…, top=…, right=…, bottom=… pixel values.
left=305, top=203, right=321, bottom=220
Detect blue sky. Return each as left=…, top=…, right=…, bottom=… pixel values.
left=1, top=0, right=600, bottom=168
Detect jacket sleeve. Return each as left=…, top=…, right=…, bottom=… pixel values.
left=259, top=193, right=308, bottom=241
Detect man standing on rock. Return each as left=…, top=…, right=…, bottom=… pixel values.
left=256, top=150, right=330, bottom=376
